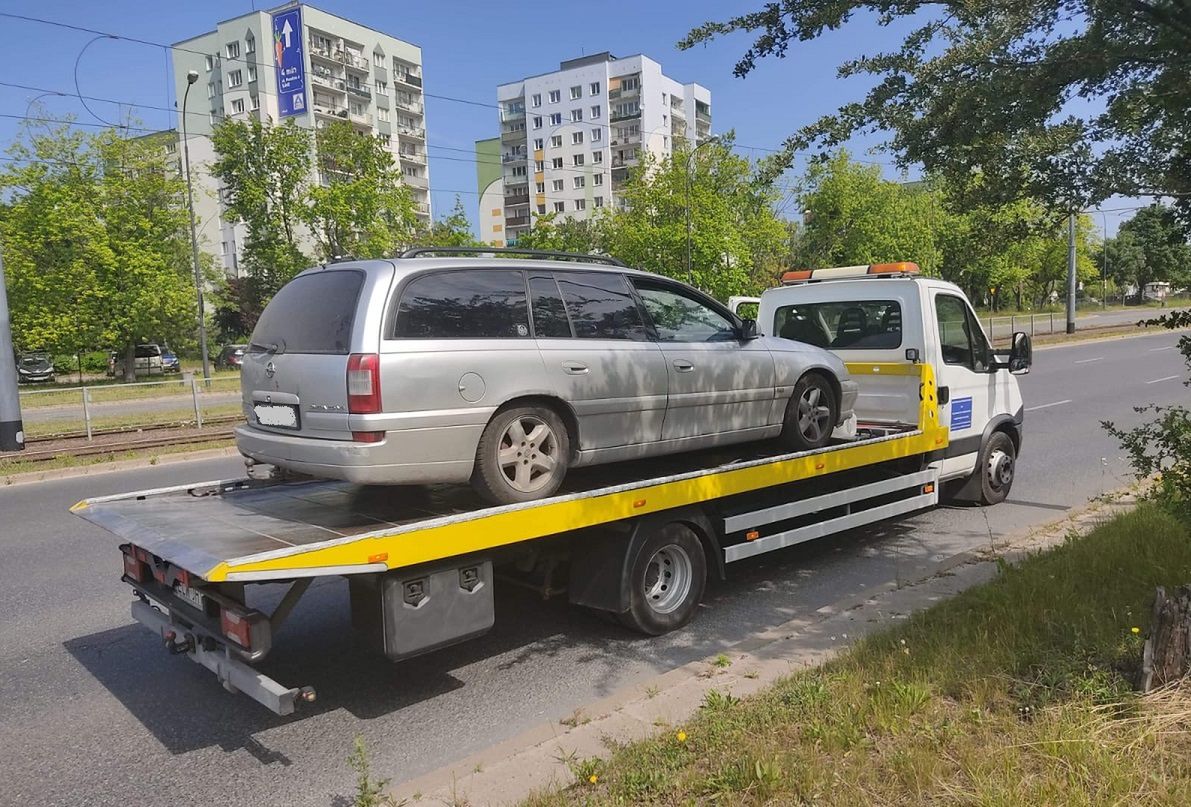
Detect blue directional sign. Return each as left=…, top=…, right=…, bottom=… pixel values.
left=272, top=7, right=306, bottom=118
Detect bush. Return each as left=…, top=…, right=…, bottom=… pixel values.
left=52, top=351, right=110, bottom=375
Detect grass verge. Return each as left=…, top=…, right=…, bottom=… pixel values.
left=527, top=505, right=1191, bottom=805
left=0, top=438, right=234, bottom=480
left=23, top=403, right=243, bottom=439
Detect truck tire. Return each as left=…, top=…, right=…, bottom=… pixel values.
left=471, top=405, right=570, bottom=505
left=779, top=373, right=838, bottom=451
left=975, top=430, right=1016, bottom=505
left=619, top=522, right=707, bottom=636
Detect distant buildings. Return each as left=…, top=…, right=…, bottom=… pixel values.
left=171, top=2, right=430, bottom=274
left=479, top=52, right=711, bottom=246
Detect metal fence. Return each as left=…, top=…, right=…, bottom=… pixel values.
left=983, top=313, right=1063, bottom=342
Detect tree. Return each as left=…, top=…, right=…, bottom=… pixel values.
left=602, top=136, right=788, bottom=301
left=210, top=118, right=312, bottom=306
left=681, top=2, right=1191, bottom=226
left=1104, top=205, right=1191, bottom=296
left=0, top=118, right=197, bottom=380
left=418, top=196, right=482, bottom=248
left=515, top=212, right=606, bottom=254
left=306, top=121, right=417, bottom=260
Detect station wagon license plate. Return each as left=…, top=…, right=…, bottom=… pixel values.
left=254, top=403, right=299, bottom=429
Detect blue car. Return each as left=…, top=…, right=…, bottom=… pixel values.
left=161, top=348, right=181, bottom=373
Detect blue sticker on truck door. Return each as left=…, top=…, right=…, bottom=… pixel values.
left=950, top=396, right=973, bottom=430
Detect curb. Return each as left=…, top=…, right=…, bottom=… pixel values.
left=1, top=445, right=239, bottom=487
left=392, top=492, right=1137, bottom=805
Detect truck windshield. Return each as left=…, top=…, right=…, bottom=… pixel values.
left=250, top=270, right=364, bottom=355
left=773, top=300, right=902, bottom=349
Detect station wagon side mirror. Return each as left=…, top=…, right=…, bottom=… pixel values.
left=1008, top=331, right=1032, bottom=374
left=738, top=318, right=759, bottom=340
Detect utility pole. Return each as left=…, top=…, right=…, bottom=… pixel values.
left=0, top=242, right=25, bottom=452
left=182, top=70, right=212, bottom=382
left=1066, top=213, right=1077, bottom=335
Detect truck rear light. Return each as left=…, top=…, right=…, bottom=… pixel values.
left=352, top=431, right=385, bottom=443
left=221, top=609, right=253, bottom=648
left=123, top=548, right=146, bottom=582
left=347, top=353, right=381, bottom=414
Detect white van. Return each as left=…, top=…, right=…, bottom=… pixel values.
left=733, top=262, right=1031, bottom=504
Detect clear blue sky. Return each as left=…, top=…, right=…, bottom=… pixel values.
left=0, top=0, right=1136, bottom=235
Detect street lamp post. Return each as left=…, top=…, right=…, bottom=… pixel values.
left=181, top=70, right=211, bottom=382
left=685, top=135, right=720, bottom=284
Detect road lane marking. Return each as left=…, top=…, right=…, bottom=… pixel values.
left=1146, top=375, right=1180, bottom=384
left=1074, top=357, right=1103, bottom=364
left=1148, top=346, right=1175, bottom=352
left=1025, top=399, right=1072, bottom=412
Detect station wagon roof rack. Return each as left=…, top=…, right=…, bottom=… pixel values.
left=398, top=246, right=626, bottom=267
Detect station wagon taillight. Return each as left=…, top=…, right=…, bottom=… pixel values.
left=347, top=353, right=382, bottom=414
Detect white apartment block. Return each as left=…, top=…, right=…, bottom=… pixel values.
left=483, top=52, right=711, bottom=246
left=172, top=2, right=430, bottom=275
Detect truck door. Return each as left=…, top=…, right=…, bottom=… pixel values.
left=930, top=292, right=998, bottom=479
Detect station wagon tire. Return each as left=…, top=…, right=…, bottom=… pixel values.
left=779, top=373, right=838, bottom=452
left=975, top=430, right=1016, bottom=506
left=471, top=405, right=571, bottom=505
left=619, top=523, right=707, bottom=636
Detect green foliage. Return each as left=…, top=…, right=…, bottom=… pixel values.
left=0, top=116, right=196, bottom=379
left=418, top=196, right=483, bottom=248
left=306, top=121, right=417, bottom=260
left=1101, top=205, right=1191, bottom=295
left=680, top=2, right=1191, bottom=227
left=347, top=736, right=402, bottom=807
left=51, top=351, right=109, bottom=376
left=515, top=212, right=605, bottom=255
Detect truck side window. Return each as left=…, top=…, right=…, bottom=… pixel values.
left=935, top=294, right=989, bottom=371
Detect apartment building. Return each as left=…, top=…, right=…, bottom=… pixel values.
left=171, top=2, right=430, bottom=274
left=483, top=52, right=711, bottom=246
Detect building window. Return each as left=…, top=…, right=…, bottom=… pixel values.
left=378, top=108, right=389, bottom=121
left=209, top=110, right=219, bottom=124
left=593, top=151, right=603, bottom=163
left=573, top=154, right=585, bottom=166
left=549, top=113, right=562, bottom=126
left=590, top=105, right=601, bottom=119
left=536, top=182, right=545, bottom=193
left=590, top=81, right=601, bottom=95
left=533, top=116, right=542, bottom=129
left=251, top=95, right=260, bottom=110
left=551, top=157, right=563, bottom=169
left=227, top=70, right=243, bottom=88
left=591, top=128, right=602, bottom=142
left=535, top=204, right=544, bottom=214
left=531, top=93, right=541, bottom=107
left=373, top=51, right=384, bottom=65
left=548, top=89, right=560, bottom=103
left=575, top=199, right=586, bottom=211
left=570, top=109, right=583, bottom=122
left=379, top=133, right=391, bottom=147
left=226, top=42, right=240, bottom=59
left=205, top=55, right=214, bottom=71
left=533, top=138, right=543, bottom=149
left=573, top=176, right=585, bottom=189
left=551, top=179, right=564, bottom=192
left=594, top=173, right=604, bottom=185
left=535, top=160, right=544, bottom=171
left=571, top=131, right=584, bottom=145
left=247, top=66, right=256, bottom=83
left=376, top=80, right=387, bottom=93
left=231, top=98, right=245, bottom=114
left=550, top=135, right=562, bottom=147
left=554, top=201, right=565, bottom=212
left=622, top=76, right=639, bottom=91
left=207, top=82, right=216, bottom=99
left=313, top=35, right=333, bottom=53
left=512, top=165, right=528, bottom=177
left=569, top=85, right=581, bottom=100
left=594, top=196, right=604, bottom=208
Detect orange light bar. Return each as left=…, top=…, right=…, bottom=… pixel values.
left=781, top=262, right=919, bottom=284
left=780, top=270, right=813, bottom=284
left=869, top=262, right=919, bottom=275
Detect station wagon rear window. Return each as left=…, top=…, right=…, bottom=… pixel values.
left=773, top=300, right=902, bottom=349
left=393, top=270, right=530, bottom=339
left=251, top=270, right=364, bottom=355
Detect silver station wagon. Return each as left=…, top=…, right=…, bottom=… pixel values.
left=235, top=249, right=859, bottom=504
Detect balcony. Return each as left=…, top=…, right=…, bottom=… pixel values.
left=395, top=98, right=423, bottom=114
left=346, top=85, right=372, bottom=100
left=505, top=216, right=530, bottom=228
left=414, top=201, right=430, bottom=215
left=610, top=109, right=641, bottom=124
left=398, top=125, right=426, bottom=140
left=502, top=108, right=526, bottom=122
left=311, top=73, right=346, bottom=92
left=398, top=150, right=425, bottom=164
left=395, top=71, right=423, bottom=89
left=502, top=152, right=527, bottom=163
left=349, top=111, right=372, bottom=125
left=314, top=106, right=348, bottom=119
left=403, top=173, right=428, bottom=189
left=504, top=192, right=530, bottom=207
left=344, top=54, right=371, bottom=73
left=310, top=47, right=340, bottom=63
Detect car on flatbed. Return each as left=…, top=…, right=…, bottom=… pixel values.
left=235, top=248, right=859, bottom=504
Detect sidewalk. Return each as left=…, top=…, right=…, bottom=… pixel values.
left=393, top=492, right=1137, bottom=805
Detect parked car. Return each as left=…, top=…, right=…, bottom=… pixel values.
left=160, top=348, right=181, bottom=373
left=215, top=344, right=247, bottom=370
left=235, top=252, right=859, bottom=504
left=16, top=351, right=55, bottom=384
left=109, top=344, right=165, bottom=377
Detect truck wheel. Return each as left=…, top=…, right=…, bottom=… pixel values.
left=779, top=373, right=838, bottom=451
left=471, top=405, right=570, bottom=505
left=976, top=430, right=1016, bottom=505
left=620, top=523, right=707, bottom=636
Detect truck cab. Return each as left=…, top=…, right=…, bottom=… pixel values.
left=735, top=262, right=1031, bottom=504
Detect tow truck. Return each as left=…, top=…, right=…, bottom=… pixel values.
left=72, top=262, right=1031, bottom=715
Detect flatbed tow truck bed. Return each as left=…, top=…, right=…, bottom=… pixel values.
left=72, top=363, right=949, bottom=714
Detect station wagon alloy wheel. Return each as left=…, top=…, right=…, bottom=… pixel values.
left=797, top=385, right=832, bottom=444
left=498, top=415, right=561, bottom=494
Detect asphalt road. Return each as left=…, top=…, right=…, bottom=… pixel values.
left=0, top=330, right=1186, bottom=807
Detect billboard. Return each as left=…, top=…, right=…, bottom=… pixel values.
left=272, top=6, right=306, bottom=118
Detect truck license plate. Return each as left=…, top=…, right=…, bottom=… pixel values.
left=174, top=583, right=206, bottom=611
left=254, top=403, right=299, bottom=429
